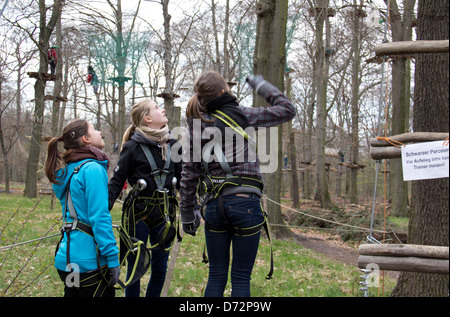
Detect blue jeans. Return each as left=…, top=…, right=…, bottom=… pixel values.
left=203, top=194, right=264, bottom=297
left=125, top=220, right=169, bottom=297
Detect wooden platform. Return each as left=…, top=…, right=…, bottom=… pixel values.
left=44, top=95, right=68, bottom=102
left=27, top=72, right=56, bottom=81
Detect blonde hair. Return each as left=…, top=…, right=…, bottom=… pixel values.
left=122, top=100, right=154, bottom=146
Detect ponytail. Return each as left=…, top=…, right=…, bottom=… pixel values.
left=186, top=94, right=214, bottom=123
left=44, top=119, right=89, bottom=184
left=122, top=124, right=136, bottom=148
left=187, top=70, right=230, bottom=123
left=45, top=136, right=65, bottom=184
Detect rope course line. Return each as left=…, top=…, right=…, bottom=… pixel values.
left=0, top=233, right=60, bottom=252
left=265, top=197, right=388, bottom=235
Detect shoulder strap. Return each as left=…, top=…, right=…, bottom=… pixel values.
left=64, top=160, right=94, bottom=229
left=212, top=110, right=249, bottom=141
left=139, top=143, right=171, bottom=190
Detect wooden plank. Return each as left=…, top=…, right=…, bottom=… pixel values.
left=370, top=132, right=449, bottom=147
left=359, top=244, right=449, bottom=260
left=370, top=146, right=401, bottom=160
left=375, top=40, right=449, bottom=56
left=358, top=255, right=449, bottom=274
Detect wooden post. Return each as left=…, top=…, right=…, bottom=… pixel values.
left=375, top=40, right=449, bottom=56
left=358, top=255, right=449, bottom=274
left=359, top=244, right=449, bottom=259
left=369, top=132, right=449, bottom=160
left=358, top=244, right=449, bottom=274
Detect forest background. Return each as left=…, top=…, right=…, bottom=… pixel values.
left=1, top=0, right=404, bottom=211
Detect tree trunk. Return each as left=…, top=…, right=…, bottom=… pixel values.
left=116, top=0, right=127, bottom=147
left=24, top=0, right=63, bottom=198
left=312, top=1, right=333, bottom=209
left=388, top=0, right=415, bottom=217
left=161, top=0, right=180, bottom=130
left=349, top=2, right=363, bottom=204
left=51, top=9, right=63, bottom=137
left=0, top=78, right=11, bottom=193
left=391, top=0, right=449, bottom=297
left=253, top=0, right=292, bottom=239
left=285, top=71, right=299, bottom=208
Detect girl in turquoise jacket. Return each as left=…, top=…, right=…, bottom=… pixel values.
left=45, top=119, right=120, bottom=297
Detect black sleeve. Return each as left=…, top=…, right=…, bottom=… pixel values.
left=108, top=141, right=134, bottom=210
left=175, top=142, right=182, bottom=190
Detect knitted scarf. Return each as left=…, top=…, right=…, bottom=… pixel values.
left=63, top=146, right=110, bottom=169
left=135, top=125, right=170, bottom=161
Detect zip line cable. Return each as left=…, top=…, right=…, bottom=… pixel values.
left=0, top=233, right=61, bottom=252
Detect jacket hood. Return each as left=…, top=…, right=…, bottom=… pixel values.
left=52, top=159, right=108, bottom=200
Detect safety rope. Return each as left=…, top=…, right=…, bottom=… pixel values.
left=0, top=233, right=60, bottom=252
left=265, top=197, right=388, bottom=234
left=376, top=136, right=406, bottom=147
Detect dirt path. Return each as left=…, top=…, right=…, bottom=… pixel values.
left=292, top=230, right=400, bottom=280
left=293, top=232, right=358, bottom=266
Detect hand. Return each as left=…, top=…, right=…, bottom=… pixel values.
left=246, top=75, right=266, bottom=92
left=246, top=75, right=278, bottom=99
left=108, top=266, right=120, bottom=287
left=182, top=209, right=201, bottom=236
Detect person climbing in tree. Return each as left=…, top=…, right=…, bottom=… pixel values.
left=87, top=65, right=99, bottom=94
left=48, top=47, right=57, bottom=75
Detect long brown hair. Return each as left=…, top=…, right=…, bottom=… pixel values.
left=45, top=119, right=89, bottom=184
left=186, top=70, right=231, bottom=121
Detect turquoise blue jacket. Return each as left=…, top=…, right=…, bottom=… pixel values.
left=53, top=159, right=119, bottom=273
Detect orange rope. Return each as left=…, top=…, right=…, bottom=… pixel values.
left=376, top=136, right=406, bottom=147
left=443, top=137, right=449, bottom=146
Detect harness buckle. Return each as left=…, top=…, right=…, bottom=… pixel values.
left=63, top=222, right=73, bottom=233
left=151, top=169, right=161, bottom=176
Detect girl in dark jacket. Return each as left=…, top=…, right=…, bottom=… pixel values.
left=180, top=70, right=296, bottom=297
left=109, top=100, right=181, bottom=297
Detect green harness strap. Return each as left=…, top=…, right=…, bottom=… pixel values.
left=133, top=143, right=180, bottom=253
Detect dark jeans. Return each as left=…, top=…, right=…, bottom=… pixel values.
left=125, top=220, right=170, bottom=297
left=203, top=194, right=264, bottom=297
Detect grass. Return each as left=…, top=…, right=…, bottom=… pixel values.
left=0, top=190, right=396, bottom=297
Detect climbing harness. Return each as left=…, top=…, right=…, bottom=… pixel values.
left=56, top=160, right=150, bottom=296
left=121, top=143, right=180, bottom=259
left=199, top=111, right=274, bottom=280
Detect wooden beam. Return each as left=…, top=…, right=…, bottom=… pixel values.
left=370, top=132, right=449, bottom=147
left=375, top=40, right=449, bottom=56
left=359, top=244, right=449, bottom=260
left=358, top=255, right=449, bottom=274
left=369, top=132, right=449, bottom=160
left=371, top=146, right=401, bottom=160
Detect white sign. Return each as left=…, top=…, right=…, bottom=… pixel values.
left=401, top=140, right=449, bottom=181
